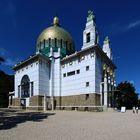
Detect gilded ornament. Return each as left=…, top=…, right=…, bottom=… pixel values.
left=103, top=64, right=107, bottom=70
left=110, top=69, right=113, bottom=75
left=107, top=67, right=110, bottom=73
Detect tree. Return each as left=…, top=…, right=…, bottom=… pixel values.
left=114, top=81, right=138, bottom=109
left=0, top=56, right=14, bottom=107
left=0, top=71, right=14, bottom=107
left=138, top=99, right=140, bottom=107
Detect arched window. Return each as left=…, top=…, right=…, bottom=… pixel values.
left=21, top=75, right=30, bottom=98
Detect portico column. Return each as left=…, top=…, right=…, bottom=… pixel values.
left=103, top=71, right=108, bottom=110
left=58, top=47, right=61, bottom=109
left=29, top=82, right=31, bottom=97
left=44, top=94, right=46, bottom=111
left=19, top=85, right=21, bottom=98
left=49, top=47, right=54, bottom=111
left=100, top=82, right=103, bottom=106
left=111, top=76, right=114, bottom=107
left=108, top=75, right=111, bottom=107
left=113, top=76, right=116, bottom=107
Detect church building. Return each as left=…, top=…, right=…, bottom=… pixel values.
left=9, top=10, right=116, bottom=111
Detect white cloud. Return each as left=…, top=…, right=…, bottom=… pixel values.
left=5, top=58, right=19, bottom=66
left=109, top=20, right=140, bottom=35
left=0, top=47, right=20, bottom=66
left=125, top=20, right=140, bottom=30
left=129, top=80, right=134, bottom=85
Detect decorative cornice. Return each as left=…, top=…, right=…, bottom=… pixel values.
left=13, top=53, right=50, bottom=70
left=61, top=44, right=117, bottom=69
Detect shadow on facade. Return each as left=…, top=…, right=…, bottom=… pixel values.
left=0, top=109, right=55, bottom=130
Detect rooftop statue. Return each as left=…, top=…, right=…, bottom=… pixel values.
left=87, top=10, right=95, bottom=22
left=104, top=36, right=110, bottom=44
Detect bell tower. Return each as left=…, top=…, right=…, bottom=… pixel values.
left=103, top=36, right=112, bottom=60
left=82, top=10, right=99, bottom=50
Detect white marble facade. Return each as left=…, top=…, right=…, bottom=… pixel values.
left=12, top=10, right=116, bottom=109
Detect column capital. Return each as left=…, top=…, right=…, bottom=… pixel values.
left=104, top=71, right=107, bottom=78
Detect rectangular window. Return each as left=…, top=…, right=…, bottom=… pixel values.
left=86, top=82, right=89, bottom=87
left=63, top=73, right=66, bottom=77
left=76, top=69, right=80, bottom=74
left=60, top=39, right=63, bottom=47
left=55, top=38, right=57, bottom=47
left=18, top=85, right=20, bottom=98
left=67, top=71, right=75, bottom=76
left=49, top=38, right=51, bottom=46
left=86, top=32, right=90, bottom=43
left=44, top=39, right=46, bottom=48
left=66, top=41, right=68, bottom=48
left=86, top=66, right=89, bottom=71
left=86, top=94, right=89, bottom=100
left=31, top=82, right=34, bottom=96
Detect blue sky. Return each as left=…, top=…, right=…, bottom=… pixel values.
left=0, top=0, right=140, bottom=93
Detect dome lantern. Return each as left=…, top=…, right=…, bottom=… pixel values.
left=53, top=16, right=60, bottom=26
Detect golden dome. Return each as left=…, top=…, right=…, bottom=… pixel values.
left=36, top=16, right=75, bottom=53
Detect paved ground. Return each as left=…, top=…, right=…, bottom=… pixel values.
left=0, top=108, right=140, bottom=140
